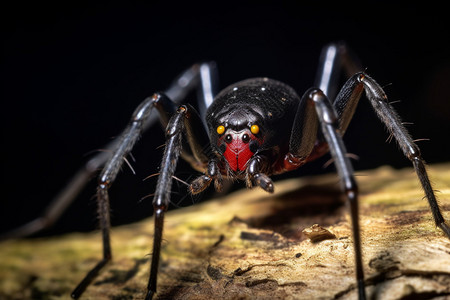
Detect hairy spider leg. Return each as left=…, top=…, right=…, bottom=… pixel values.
left=279, top=43, right=447, bottom=299
left=71, top=92, right=176, bottom=298
left=0, top=62, right=217, bottom=241
left=71, top=62, right=218, bottom=299
left=334, top=72, right=450, bottom=238
left=147, top=104, right=211, bottom=300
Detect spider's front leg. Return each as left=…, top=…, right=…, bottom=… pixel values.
left=146, top=106, right=187, bottom=300
left=309, top=89, right=366, bottom=299
left=71, top=92, right=177, bottom=299
left=284, top=87, right=366, bottom=299
left=0, top=64, right=209, bottom=242
left=147, top=104, right=211, bottom=300
left=70, top=62, right=218, bottom=299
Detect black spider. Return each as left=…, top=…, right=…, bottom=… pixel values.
left=4, top=42, right=449, bottom=300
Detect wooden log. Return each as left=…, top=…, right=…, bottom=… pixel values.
left=0, top=163, right=449, bottom=299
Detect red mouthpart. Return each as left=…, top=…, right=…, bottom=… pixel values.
left=223, top=134, right=254, bottom=172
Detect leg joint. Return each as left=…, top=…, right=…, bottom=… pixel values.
left=406, top=143, right=422, bottom=161
left=307, top=88, right=338, bottom=125
left=356, top=71, right=366, bottom=82
left=132, top=92, right=173, bottom=123
left=343, top=177, right=359, bottom=203
left=308, top=88, right=326, bottom=102
left=131, top=94, right=160, bottom=122
left=98, top=175, right=111, bottom=189
left=165, top=106, right=187, bottom=137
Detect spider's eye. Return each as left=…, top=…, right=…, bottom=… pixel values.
left=225, top=134, right=232, bottom=143
left=217, top=125, right=225, bottom=135
left=250, top=124, right=260, bottom=135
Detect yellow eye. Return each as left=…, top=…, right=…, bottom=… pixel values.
left=217, top=125, right=225, bottom=135
left=250, top=124, right=260, bottom=134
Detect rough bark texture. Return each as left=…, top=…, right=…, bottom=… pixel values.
left=1, top=164, right=449, bottom=300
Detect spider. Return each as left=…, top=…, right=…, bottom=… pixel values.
left=5, top=43, right=450, bottom=299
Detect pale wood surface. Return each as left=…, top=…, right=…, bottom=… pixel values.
left=1, top=163, right=449, bottom=299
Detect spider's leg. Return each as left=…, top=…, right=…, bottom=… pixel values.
left=196, top=62, right=219, bottom=122
left=146, top=104, right=211, bottom=300
left=188, top=62, right=231, bottom=194
left=71, top=63, right=217, bottom=299
left=309, top=88, right=366, bottom=300
left=177, top=62, right=219, bottom=171
left=146, top=107, right=186, bottom=300
left=285, top=87, right=366, bottom=298
left=315, top=42, right=362, bottom=101
left=0, top=63, right=210, bottom=241
left=71, top=92, right=178, bottom=299
left=248, top=87, right=323, bottom=191
left=334, top=73, right=450, bottom=237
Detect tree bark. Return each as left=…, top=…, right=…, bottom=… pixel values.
left=1, top=164, right=449, bottom=300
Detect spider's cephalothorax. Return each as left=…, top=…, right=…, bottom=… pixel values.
left=4, top=43, right=448, bottom=300
left=206, top=78, right=300, bottom=180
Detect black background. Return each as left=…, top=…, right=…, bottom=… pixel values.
left=1, top=2, right=449, bottom=237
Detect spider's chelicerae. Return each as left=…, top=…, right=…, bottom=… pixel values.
left=6, top=43, right=450, bottom=299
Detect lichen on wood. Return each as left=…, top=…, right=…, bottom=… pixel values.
left=0, top=163, right=449, bottom=299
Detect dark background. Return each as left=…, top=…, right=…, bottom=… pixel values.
left=1, top=2, right=449, bottom=237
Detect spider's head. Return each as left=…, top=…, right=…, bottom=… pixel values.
left=206, top=77, right=292, bottom=174
left=212, top=107, right=264, bottom=173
